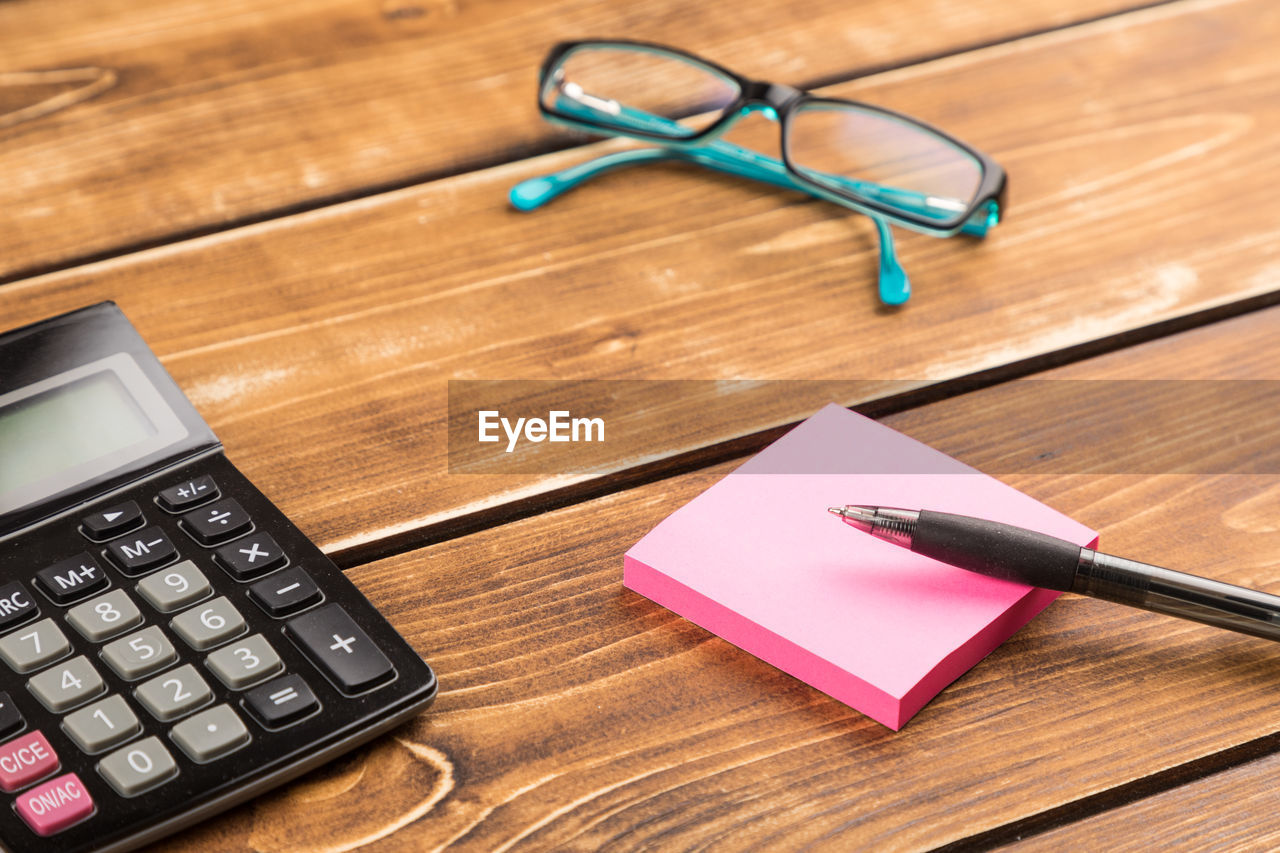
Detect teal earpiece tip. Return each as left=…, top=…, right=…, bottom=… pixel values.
left=509, top=177, right=556, bottom=211
left=878, top=254, right=911, bottom=305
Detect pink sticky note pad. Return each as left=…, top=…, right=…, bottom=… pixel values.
left=624, top=404, right=1098, bottom=729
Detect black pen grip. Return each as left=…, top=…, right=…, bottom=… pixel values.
left=912, top=510, right=1082, bottom=590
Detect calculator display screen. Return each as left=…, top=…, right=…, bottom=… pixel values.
left=0, top=371, right=156, bottom=494
left=0, top=353, right=190, bottom=516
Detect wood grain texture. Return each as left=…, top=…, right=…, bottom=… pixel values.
left=3, top=0, right=1278, bottom=563
left=145, top=306, right=1280, bottom=851
left=999, top=752, right=1280, bottom=851
left=0, top=0, right=1150, bottom=281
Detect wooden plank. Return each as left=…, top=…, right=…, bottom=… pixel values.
left=0, top=0, right=1151, bottom=281
left=3, top=0, right=1279, bottom=557
left=145, top=306, right=1280, bottom=851
left=999, top=752, right=1280, bottom=850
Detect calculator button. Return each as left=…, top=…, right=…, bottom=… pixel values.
left=66, top=590, right=142, bottom=642
left=170, top=705, right=250, bottom=763
left=205, top=635, right=282, bottom=690
left=285, top=605, right=395, bottom=694
left=29, top=656, right=105, bottom=712
left=135, top=561, right=212, bottom=613
left=170, top=597, right=246, bottom=651
left=14, top=772, right=93, bottom=836
left=97, top=737, right=177, bottom=797
left=0, top=692, right=24, bottom=739
left=0, top=730, right=59, bottom=792
left=101, top=627, right=177, bottom=681
left=35, top=553, right=108, bottom=604
left=0, top=582, right=39, bottom=632
left=157, top=475, right=219, bottom=512
left=62, top=696, right=141, bottom=754
left=180, top=498, right=253, bottom=547
left=135, top=665, right=213, bottom=722
left=80, top=500, right=144, bottom=542
left=215, top=532, right=287, bottom=580
left=0, top=618, right=71, bottom=674
left=105, top=526, right=178, bottom=575
left=243, top=674, right=319, bottom=729
left=248, top=568, right=321, bottom=617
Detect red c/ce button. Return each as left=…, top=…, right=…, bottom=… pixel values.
left=0, top=730, right=59, bottom=792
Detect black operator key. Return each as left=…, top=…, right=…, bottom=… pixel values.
left=285, top=605, right=395, bottom=694
left=0, top=582, right=38, bottom=631
left=181, top=498, right=253, bottom=546
left=36, top=553, right=109, bottom=603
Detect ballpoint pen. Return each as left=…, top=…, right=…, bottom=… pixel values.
left=828, top=505, right=1280, bottom=643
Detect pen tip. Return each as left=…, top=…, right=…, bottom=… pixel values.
left=827, top=506, right=846, bottom=516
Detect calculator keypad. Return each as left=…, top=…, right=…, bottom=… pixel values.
left=101, top=627, right=177, bottom=681
left=248, top=568, right=321, bottom=617
left=35, top=555, right=108, bottom=605
left=135, top=561, right=211, bottom=613
left=62, top=696, right=140, bottom=754
left=0, top=731, right=59, bottom=792
left=286, top=605, right=395, bottom=695
left=134, top=665, right=212, bottom=723
left=105, top=527, right=179, bottom=575
left=0, top=583, right=39, bottom=632
left=180, top=499, right=252, bottom=547
left=214, top=532, right=286, bottom=580
left=0, top=620, right=71, bottom=674
left=29, top=657, right=105, bottom=713
left=65, top=590, right=142, bottom=643
left=170, top=597, right=246, bottom=651
left=242, top=675, right=319, bottom=729
left=0, top=462, right=426, bottom=850
left=206, top=635, right=282, bottom=690
left=156, top=476, right=219, bottom=513
left=97, top=737, right=176, bottom=797
left=14, top=773, right=93, bottom=836
left=79, top=501, right=144, bottom=542
left=0, top=693, right=24, bottom=739
left=170, top=705, right=249, bottom=763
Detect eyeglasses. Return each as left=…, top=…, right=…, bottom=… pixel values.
left=509, top=40, right=1007, bottom=305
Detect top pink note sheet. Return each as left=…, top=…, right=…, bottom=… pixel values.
left=623, top=403, right=1098, bottom=729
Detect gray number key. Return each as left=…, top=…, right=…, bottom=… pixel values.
left=97, top=737, right=177, bottom=797
left=135, top=664, right=212, bottom=721
left=62, top=695, right=140, bottom=754
left=66, top=590, right=142, bottom=642
left=0, top=618, right=71, bottom=674
left=170, top=597, right=245, bottom=651
left=205, top=634, right=282, bottom=689
left=170, top=705, right=250, bottom=763
left=101, top=627, right=177, bottom=681
left=135, top=561, right=211, bottom=613
left=28, top=656, right=105, bottom=712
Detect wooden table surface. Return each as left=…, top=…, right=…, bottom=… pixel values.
left=5, top=0, right=1280, bottom=849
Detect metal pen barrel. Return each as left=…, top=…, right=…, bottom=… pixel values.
left=1074, top=551, right=1280, bottom=643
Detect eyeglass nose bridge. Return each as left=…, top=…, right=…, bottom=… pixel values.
left=739, top=80, right=803, bottom=115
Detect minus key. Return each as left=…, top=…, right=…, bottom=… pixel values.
left=248, top=568, right=321, bottom=618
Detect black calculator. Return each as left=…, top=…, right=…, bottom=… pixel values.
left=0, top=304, right=437, bottom=851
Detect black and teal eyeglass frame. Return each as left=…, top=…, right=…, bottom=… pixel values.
left=509, top=40, right=1008, bottom=305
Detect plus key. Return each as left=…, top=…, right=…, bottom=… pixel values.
left=285, top=605, right=394, bottom=695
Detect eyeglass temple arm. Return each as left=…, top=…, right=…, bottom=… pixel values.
left=530, top=94, right=996, bottom=236
left=509, top=145, right=910, bottom=305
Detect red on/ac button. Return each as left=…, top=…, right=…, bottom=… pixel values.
left=0, top=730, right=59, bottom=792
left=15, top=772, right=94, bottom=836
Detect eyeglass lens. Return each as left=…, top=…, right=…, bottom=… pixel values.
left=787, top=103, right=983, bottom=223
left=542, top=45, right=741, bottom=138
